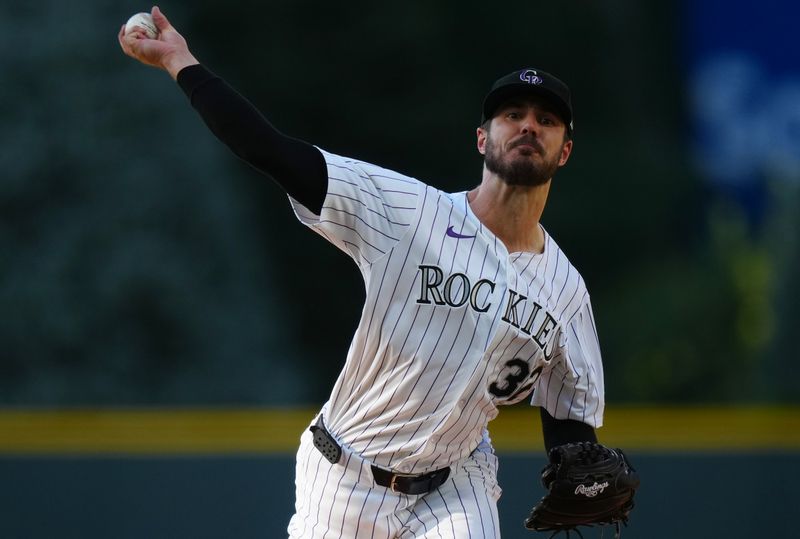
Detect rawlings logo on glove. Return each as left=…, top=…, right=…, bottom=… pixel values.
left=575, top=481, right=609, bottom=497
left=525, top=441, right=640, bottom=538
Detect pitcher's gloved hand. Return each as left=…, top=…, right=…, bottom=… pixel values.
left=525, top=442, right=639, bottom=537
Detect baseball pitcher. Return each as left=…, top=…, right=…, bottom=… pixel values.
left=119, top=7, right=639, bottom=538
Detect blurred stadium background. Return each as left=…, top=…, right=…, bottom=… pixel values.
left=1, top=0, right=798, bottom=537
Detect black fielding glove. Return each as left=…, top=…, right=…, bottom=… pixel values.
left=525, top=442, right=639, bottom=538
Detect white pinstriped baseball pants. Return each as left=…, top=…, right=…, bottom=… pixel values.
left=287, top=427, right=502, bottom=538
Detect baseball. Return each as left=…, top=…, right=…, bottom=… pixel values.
left=125, top=12, right=159, bottom=39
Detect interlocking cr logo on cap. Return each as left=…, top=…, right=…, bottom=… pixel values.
left=519, top=69, right=543, bottom=85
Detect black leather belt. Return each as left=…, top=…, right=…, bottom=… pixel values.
left=309, top=416, right=450, bottom=496
left=369, top=464, right=451, bottom=496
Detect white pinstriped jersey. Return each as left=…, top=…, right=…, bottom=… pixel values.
left=291, top=149, right=605, bottom=474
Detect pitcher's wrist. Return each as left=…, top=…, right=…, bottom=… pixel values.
left=165, top=52, right=199, bottom=80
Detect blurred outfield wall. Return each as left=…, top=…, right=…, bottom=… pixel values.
left=1, top=406, right=798, bottom=538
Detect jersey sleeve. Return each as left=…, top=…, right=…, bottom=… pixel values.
left=290, top=149, right=422, bottom=267
left=530, top=296, right=606, bottom=428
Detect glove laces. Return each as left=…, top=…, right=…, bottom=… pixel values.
left=547, top=522, right=623, bottom=539
left=547, top=529, right=585, bottom=539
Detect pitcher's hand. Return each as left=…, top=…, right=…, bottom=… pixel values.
left=118, top=6, right=198, bottom=80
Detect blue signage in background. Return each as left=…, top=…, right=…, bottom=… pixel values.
left=686, top=0, right=800, bottom=225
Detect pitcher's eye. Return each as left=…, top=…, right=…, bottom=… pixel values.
left=539, top=115, right=556, bottom=126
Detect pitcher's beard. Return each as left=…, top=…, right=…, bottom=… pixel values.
left=484, top=137, right=560, bottom=187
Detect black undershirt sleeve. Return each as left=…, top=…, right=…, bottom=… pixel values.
left=176, top=64, right=328, bottom=215
left=539, top=407, right=598, bottom=453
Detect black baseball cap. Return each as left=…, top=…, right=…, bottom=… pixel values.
left=481, top=68, right=573, bottom=135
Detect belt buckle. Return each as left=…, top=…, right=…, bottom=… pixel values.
left=389, top=471, right=417, bottom=493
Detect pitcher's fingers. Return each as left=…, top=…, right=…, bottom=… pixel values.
left=151, top=6, right=173, bottom=33
left=118, top=24, right=133, bottom=54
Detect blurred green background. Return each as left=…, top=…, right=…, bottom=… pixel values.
left=2, top=0, right=798, bottom=406
left=1, top=0, right=798, bottom=537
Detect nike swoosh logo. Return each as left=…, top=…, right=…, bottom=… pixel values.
left=446, top=225, right=476, bottom=239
